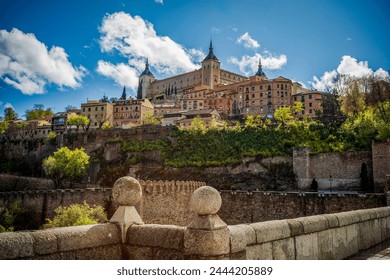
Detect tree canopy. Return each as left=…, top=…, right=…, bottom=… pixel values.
left=42, top=147, right=90, bottom=188
left=25, top=104, right=53, bottom=121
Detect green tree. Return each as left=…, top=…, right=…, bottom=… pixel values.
left=101, top=121, right=112, bottom=130
left=274, top=106, right=293, bottom=127
left=142, top=111, right=161, bottom=125
left=4, top=107, right=17, bottom=121
left=67, top=113, right=90, bottom=131
left=0, top=119, right=9, bottom=134
left=341, top=81, right=366, bottom=116
left=42, top=202, right=107, bottom=229
left=189, top=116, right=206, bottom=133
left=25, top=104, right=53, bottom=120
left=42, top=147, right=90, bottom=188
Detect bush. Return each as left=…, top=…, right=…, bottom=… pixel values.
left=42, top=202, right=107, bottom=229
left=0, top=201, right=28, bottom=233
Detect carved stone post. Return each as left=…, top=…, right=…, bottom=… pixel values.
left=109, top=177, right=144, bottom=243
left=184, top=186, right=230, bottom=259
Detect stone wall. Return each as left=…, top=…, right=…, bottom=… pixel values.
left=1, top=178, right=390, bottom=260
left=219, top=191, right=386, bottom=225
left=0, top=176, right=204, bottom=227
left=0, top=223, right=122, bottom=259
left=293, top=148, right=372, bottom=191
left=228, top=206, right=390, bottom=260
left=372, top=141, right=390, bottom=192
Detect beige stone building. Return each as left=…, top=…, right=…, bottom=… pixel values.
left=81, top=100, right=113, bottom=129
left=174, top=109, right=221, bottom=128
left=292, top=90, right=323, bottom=117
left=113, top=97, right=154, bottom=128
left=137, top=41, right=247, bottom=99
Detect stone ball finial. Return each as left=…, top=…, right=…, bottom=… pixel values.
left=190, top=186, right=222, bottom=215
left=112, top=176, right=142, bottom=206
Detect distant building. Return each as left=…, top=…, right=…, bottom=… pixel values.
left=113, top=93, right=154, bottom=128
left=292, top=90, right=323, bottom=118
left=81, top=100, right=113, bottom=129
left=174, top=109, right=221, bottom=128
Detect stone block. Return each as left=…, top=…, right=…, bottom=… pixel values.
left=0, top=232, right=34, bottom=259
left=235, top=224, right=256, bottom=245
left=334, top=212, right=357, bottom=227
left=317, top=229, right=333, bottom=260
left=75, top=244, right=122, bottom=260
left=184, top=228, right=229, bottom=256
left=56, top=223, right=121, bottom=252
left=228, top=225, right=247, bottom=253
left=345, top=224, right=359, bottom=258
left=31, top=229, right=58, bottom=255
left=251, top=220, right=291, bottom=243
left=287, top=219, right=304, bottom=236
left=187, top=214, right=226, bottom=230
left=124, top=246, right=153, bottom=260
left=298, top=215, right=329, bottom=234
left=127, top=224, right=184, bottom=250
left=152, top=248, right=184, bottom=260
left=373, top=207, right=389, bottom=218
left=295, top=233, right=318, bottom=260
left=322, top=214, right=339, bottom=228
left=245, top=243, right=273, bottom=260
left=272, top=238, right=295, bottom=260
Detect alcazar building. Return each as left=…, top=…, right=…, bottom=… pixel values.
left=136, top=41, right=323, bottom=119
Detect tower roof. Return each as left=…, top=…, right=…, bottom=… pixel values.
left=202, top=40, right=219, bottom=62
left=140, top=58, right=154, bottom=76
left=255, top=58, right=267, bottom=77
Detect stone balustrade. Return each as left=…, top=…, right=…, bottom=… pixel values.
left=1, top=176, right=390, bottom=260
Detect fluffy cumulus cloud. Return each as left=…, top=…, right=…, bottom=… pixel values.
left=236, top=32, right=260, bottom=49
left=310, top=55, right=390, bottom=91
left=98, top=12, right=204, bottom=89
left=228, top=53, right=287, bottom=76
left=0, top=28, right=86, bottom=94
left=97, top=61, right=139, bottom=90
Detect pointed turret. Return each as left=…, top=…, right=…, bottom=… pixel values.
left=120, top=86, right=127, bottom=100
left=140, top=58, right=154, bottom=76
left=203, top=40, right=219, bottom=62
left=255, top=58, right=267, bottom=77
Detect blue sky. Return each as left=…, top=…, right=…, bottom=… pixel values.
left=0, top=0, right=389, bottom=118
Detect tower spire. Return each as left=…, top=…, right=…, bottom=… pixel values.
left=203, top=40, right=218, bottom=61
left=140, top=57, right=154, bottom=76
left=255, top=57, right=267, bottom=77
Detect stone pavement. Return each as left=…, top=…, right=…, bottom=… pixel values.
left=368, top=247, right=390, bottom=260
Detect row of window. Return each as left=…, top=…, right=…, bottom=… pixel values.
left=115, top=113, right=140, bottom=118
left=82, top=106, right=105, bottom=112
left=115, top=107, right=139, bottom=112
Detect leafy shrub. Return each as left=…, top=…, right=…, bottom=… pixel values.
left=42, top=202, right=107, bottom=229
left=0, top=201, right=28, bottom=233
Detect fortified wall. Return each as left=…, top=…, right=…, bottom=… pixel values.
left=0, top=175, right=204, bottom=227
left=0, top=174, right=386, bottom=229
left=1, top=177, right=389, bottom=260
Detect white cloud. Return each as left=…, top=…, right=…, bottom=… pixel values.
left=0, top=28, right=86, bottom=94
left=310, top=55, right=389, bottom=91
left=228, top=53, right=287, bottom=76
left=97, top=60, right=139, bottom=90
left=155, top=0, right=164, bottom=4
left=310, top=70, right=338, bottom=92
left=337, top=55, right=373, bottom=77
left=98, top=12, right=202, bottom=87
left=237, top=32, right=260, bottom=49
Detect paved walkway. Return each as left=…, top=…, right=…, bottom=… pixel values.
left=368, top=246, right=390, bottom=260
left=348, top=238, right=390, bottom=260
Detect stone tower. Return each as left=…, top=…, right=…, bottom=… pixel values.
left=254, top=58, right=267, bottom=79
left=201, top=40, right=221, bottom=89
left=137, top=58, right=156, bottom=99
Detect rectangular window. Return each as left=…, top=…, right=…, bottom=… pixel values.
left=309, top=94, right=312, bottom=99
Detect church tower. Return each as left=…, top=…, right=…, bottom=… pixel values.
left=201, top=40, right=221, bottom=89
left=137, top=58, right=156, bottom=99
